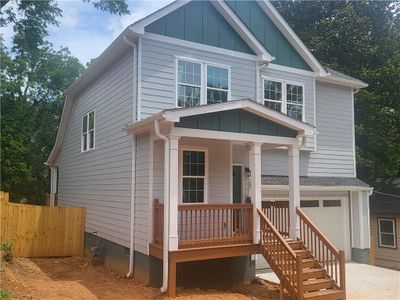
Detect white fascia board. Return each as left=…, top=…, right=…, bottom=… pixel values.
left=267, top=63, right=316, bottom=77
left=129, top=0, right=189, bottom=34
left=259, top=0, right=327, bottom=77
left=316, top=75, right=369, bottom=89
left=212, top=0, right=274, bottom=62
left=262, top=185, right=373, bottom=192
left=47, top=95, right=72, bottom=166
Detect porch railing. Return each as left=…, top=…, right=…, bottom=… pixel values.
left=153, top=200, right=253, bottom=249
left=262, top=201, right=289, bottom=238
left=297, top=208, right=346, bottom=292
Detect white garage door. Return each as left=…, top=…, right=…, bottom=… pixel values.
left=256, top=198, right=351, bottom=271
left=300, top=198, right=351, bottom=260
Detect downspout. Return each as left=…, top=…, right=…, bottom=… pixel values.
left=123, top=35, right=138, bottom=278
left=154, top=119, right=169, bottom=293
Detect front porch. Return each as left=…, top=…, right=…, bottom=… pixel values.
left=124, top=100, right=316, bottom=297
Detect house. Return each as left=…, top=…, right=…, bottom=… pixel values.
left=370, top=178, right=400, bottom=270
left=47, top=0, right=373, bottom=298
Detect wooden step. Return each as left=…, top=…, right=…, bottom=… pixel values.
left=302, top=258, right=319, bottom=268
left=294, top=249, right=310, bottom=258
left=302, top=268, right=326, bottom=280
left=303, top=278, right=336, bottom=292
left=287, top=240, right=303, bottom=250
left=304, top=289, right=345, bottom=300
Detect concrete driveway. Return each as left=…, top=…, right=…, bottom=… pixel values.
left=257, top=262, right=400, bottom=300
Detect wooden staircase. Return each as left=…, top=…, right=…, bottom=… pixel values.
left=257, top=207, right=346, bottom=300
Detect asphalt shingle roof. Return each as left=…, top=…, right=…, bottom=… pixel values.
left=261, top=175, right=370, bottom=187
left=370, top=178, right=400, bottom=214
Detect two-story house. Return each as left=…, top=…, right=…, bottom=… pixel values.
left=47, top=1, right=372, bottom=298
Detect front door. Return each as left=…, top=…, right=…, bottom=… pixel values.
left=232, top=165, right=242, bottom=204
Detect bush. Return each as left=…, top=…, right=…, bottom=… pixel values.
left=0, top=243, right=13, bottom=262
left=0, top=289, right=11, bottom=300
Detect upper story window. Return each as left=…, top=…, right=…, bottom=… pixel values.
left=378, top=218, right=396, bottom=248
left=82, top=111, right=95, bottom=152
left=263, top=78, right=304, bottom=121
left=177, top=60, right=201, bottom=107
left=207, top=65, right=229, bottom=104
left=177, top=59, right=230, bottom=108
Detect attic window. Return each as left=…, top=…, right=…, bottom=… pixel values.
left=82, top=111, right=95, bottom=152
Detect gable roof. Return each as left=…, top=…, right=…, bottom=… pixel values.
left=130, top=0, right=273, bottom=62
left=124, top=99, right=316, bottom=136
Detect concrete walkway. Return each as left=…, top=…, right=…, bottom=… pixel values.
left=257, top=262, right=400, bottom=300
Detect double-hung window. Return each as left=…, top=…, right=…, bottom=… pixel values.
left=182, top=150, right=206, bottom=203
left=82, top=111, right=95, bottom=152
left=378, top=218, right=397, bottom=248
left=263, top=78, right=304, bottom=121
left=177, top=59, right=230, bottom=107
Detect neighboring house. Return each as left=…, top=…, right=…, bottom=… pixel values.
left=47, top=0, right=373, bottom=298
left=370, top=178, right=400, bottom=270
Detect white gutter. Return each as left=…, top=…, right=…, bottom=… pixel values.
left=123, top=36, right=138, bottom=278
left=154, top=120, right=169, bottom=293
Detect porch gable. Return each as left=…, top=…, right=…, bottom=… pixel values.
left=176, top=108, right=297, bottom=138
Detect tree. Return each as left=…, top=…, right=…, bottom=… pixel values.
left=0, top=0, right=129, bottom=202
left=274, top=0, right=400, bottom=183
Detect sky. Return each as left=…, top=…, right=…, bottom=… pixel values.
left=2, top=0, right=173, bottom=64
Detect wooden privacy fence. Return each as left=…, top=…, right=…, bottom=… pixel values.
left=0, top=191, right=85, bottom=257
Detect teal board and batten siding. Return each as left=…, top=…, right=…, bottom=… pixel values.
left=140, top=37, right=257, bottom=119
left=145, top=1, right=255, bottom=55
left=226, top=0, right=311, bottom=70
left=54, top=51, right=134, bottom=248
left=176, top=109, right=297, bottom=138
left=262, top=81, right=355, bottom=177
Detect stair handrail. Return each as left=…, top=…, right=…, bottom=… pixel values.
left=296, top=207, right=346, bottom=293
left=257, top=208, right=302, bottom=299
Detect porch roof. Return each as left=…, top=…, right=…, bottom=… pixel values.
left=124, top=99, right=316, bottom=137
left=262, top=175, right=372, bottom=191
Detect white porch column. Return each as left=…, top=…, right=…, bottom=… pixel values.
left=249, top=142, right=262, bottom=244
left=168, top=135, right=180, bottom=251
left=288, top=145, right=300, bottom=239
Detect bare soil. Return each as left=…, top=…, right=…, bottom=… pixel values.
left=0, top=256, right=280, bottom=299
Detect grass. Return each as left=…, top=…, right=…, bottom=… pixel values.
left=0, top=289, right=11, bottom=300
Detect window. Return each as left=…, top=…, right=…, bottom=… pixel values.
left=300, top=200, right=319, bottom=208
left=177, top=60, right=201, bottom=107
left=264, top=80, right=282, bottom=112
left=263, top=79, right=304, bottom=121
left=177, top=59, right=230, bottom=107
left=378, top=218, right=396, bottom=248
left=207, top=65, right=229, bottom=104
left=82, top=111, right=95, bottom=152
left=323, top=200, right=341, bottom=207
left=182, top=150, right=206, bottom=203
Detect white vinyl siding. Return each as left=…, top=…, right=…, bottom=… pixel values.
left=54, top=51, right=133, bottom=248
left=141, top=37, right=256, bottom=118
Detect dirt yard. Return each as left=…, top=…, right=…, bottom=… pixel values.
left=0, top=256, right=280, bottom=299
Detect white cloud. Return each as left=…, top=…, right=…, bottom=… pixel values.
left=2, top=0, right=174, bottom=64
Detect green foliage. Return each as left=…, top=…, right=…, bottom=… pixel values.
left=274, top=1, right=400, bottom=182
left=0, top=289, right=11, bottom=300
